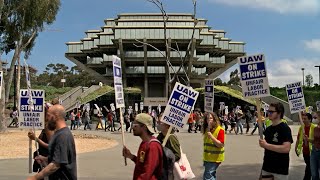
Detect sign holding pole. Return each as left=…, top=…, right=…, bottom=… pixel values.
left=160, top=82, right=199, bottom=145
left=204, top=79, right=214, bottom=113
left=0, top=71, right=3, bottom=99
left=112, top=55, right=127, bottom=166
left=238, top=54, right=270, bottom=139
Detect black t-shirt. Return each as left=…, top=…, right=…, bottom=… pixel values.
left=262, top=122, right=293, bottom=175
left=48, top=127, right=77, bottom=180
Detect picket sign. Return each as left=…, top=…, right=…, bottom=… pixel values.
left=160, top=82, right=199, bottom=146
left=286, top=81, right=306, bottom=143
left=112, top=55, right=127, bottom=166
left=238, top=54, right=270, bottom=139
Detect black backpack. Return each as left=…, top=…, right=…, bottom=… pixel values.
left=148, top=139, right=175, bottom=180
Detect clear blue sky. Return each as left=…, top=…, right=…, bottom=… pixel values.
left=4, top=0, right=320, bottom=87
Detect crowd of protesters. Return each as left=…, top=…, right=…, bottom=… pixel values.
left=12, top=97, right=319, bottom=180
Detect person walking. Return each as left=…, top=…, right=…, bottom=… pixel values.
left=259, top=102, right=293, bottom=180
left=27, top=103, right=54, bottom=174
left=83, top=109, right=91, bottom=130
left=70, top=109, right=76, bottom=130
left=27, top=105, right=77, bottom=180
left=188, top=112, right=195, bottom=133
left=202, top=112, right=225, bottom=180
left=236, top=110, right=244, bottom=135
left=308, top=111, right=320, bottom=180
left=122, top=113, right=164, bottom=180
left=295, top=112, right=315, bottom=180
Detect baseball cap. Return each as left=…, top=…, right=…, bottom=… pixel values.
left=135, top=113, right=155, bottom=134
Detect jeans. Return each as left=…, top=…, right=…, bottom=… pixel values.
left=236, top=122, right=243, bottom=134
left=303, top=153, right=311, bottom=180
left=70, top=120, right=76, bottom=130
left=203, top=161, right=220, bottom=180
left=251, top=122, right=266, bottom=134
left=310, top=147, right=320, bottom=180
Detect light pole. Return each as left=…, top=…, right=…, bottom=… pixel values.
left=61, top=70, right=66, bottom=88
left=315, top=65, right=320, bottom=85
left=301, top=68, right=305, bottom=86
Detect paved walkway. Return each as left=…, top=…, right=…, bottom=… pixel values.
left=0, top=125, right=305, bottom=180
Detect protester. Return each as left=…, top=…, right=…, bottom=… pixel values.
left=8, top=107, right=18, bottom=127
left=295, top=112, right=315, bottom=180
left=82, top=109, right=91, bottom=130
left=194, top=109, right=203, bottom=133
left=156, top=113, right=180, bottom=180
left=244, top=109, right=252, bottom=134
left=202, top=112, right=225, bottom=180
left=251, top=109, right=266, bottom=135
left=122, top=113, right=163, bottom=180
left=236, top=110, right=244, bottom=135
left=129, top=113, right=136, bottom=133
left=228, top=111, right=236, bottom=134
left=309, top=111, right=320, bottom=180
left=188, top=112, right=194, bottom=133
left=259, top=102, right=293, bottom=180
left=157, top=113, right=181, bottom=161
left=70, top=109, right=76, bottom=130
left=28, top=103, right=54, bottom=173
left=27, top=105, right=77, bottom=180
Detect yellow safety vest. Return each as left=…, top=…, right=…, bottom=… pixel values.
left=203, top=126, right=225, bottom=163
left=265, top=119, right=287, bottom=128
left=297, top=124, right=316, bottom=156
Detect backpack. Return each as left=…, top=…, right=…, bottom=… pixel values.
left=148, top=139, right=175, bottom=180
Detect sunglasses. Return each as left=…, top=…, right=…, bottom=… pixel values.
left=267, top=110, right=277, bottom=114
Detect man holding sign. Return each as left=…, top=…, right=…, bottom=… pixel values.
left=259, top=102, right=293, bottom=180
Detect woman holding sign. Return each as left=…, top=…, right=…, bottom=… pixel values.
left=202, top=112, right=225, bottom=180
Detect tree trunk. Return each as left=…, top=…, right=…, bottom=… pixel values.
left=16, top=57, right=20, bottom=109
left=0, top=0, right=4, bottom=22
left=5, top=31, right=36, bottom=102
left=0, top=60, right=7, bottom=132
left=5, top=42, right=21, bottom=102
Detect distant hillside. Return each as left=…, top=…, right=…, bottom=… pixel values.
left=270, top=86, right=320, bottom=108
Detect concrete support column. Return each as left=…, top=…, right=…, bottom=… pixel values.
left=118, top=39, right=127, bottom=88
left=143, top=38, right=148, bottom=97
left=165, top=38, right=172, bottom=98
left=187, top=38, right=196, bottom=85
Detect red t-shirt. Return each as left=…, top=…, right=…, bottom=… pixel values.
left=217, top=128, right=225, bottom=144
left=132, top=137, right=163, bottom=180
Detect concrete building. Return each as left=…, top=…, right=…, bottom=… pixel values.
left=65, top=13, right=246, bottom=106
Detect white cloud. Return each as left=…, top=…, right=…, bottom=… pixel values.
left=209, top=0, right=320, bottom=14
left=218, top=58, right=320, bottom=87
left=267, top=58, right=320, bottom=87
left=304, top=39, right=320, bottom=53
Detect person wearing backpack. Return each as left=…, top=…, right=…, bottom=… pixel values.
left=122, top=113, right=164, bottom=180
left=202, top=112, right=225, bottom=180
left=156, top=113, right=181, bottom=180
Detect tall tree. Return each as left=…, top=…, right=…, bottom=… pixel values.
left=1, top=0, right=61, bottom=102
left=306, top=74, right=313, bottom=87
left=228, top=69, right=240, bottom=85
left=0, top=0, right=60, bottom=132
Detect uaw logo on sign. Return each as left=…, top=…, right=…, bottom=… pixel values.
left=18, top=89, right=45, bottom=129
left=112, top=55, right=125, bottom=108
left=204, top=79, right=214, bottom=113
left=286, top=82, right=306, bottom=114
left=161, top=82, right=199, bottom=129
left=238, top=54, right=270, bottom=98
